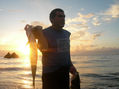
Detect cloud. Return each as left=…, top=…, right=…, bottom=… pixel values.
left=101, top=17, right=112, bottom=22
left=0, top=8, right=24, bottom=13
left=21, top=20, right=27, bottom=23
left=64, top=12, right=103, bottom=53
left=65, top=3, right=119, bottom=54
left=0, top=8, right=3, bottom=11
left=71, top=47, right=119, bottom=56
left=92, top=17, right=101, bottom=26
left=70, top=30, right=86, bottom=40
left=70, top=30, right=102, bottom=52
left=78, top=13, right=94, bottom=18
left=7, top=9, right=23, bottom=13
left=104, top=4, right=119, bottom=18
left=66, top=17, right=87, bottom=25
left=65, top=12, right=94, bottom=34
left=80, top=8, right=85, bottom=11
left=92, top=21, right=101, bottom=26
left=30, top=21, right=49, bottom=28
left=90, top=3, right=119, bottom=25
left=66, top=12, right=94, bottom=25
left=20, top=20, right=49, bottom=28
left=92, top=32, right=102, bottom=40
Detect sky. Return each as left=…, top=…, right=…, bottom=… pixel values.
left=0, top=0, right=119, bottom=56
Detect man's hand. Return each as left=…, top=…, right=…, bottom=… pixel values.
left=70, top=65, right=77, bottom=75
left=24, top=24, right=32, bottom=31
left=24, top=24, right=42, bottom=31
left=24, top=24, right=43, bottom=39
left=33, top=26, right=42, bottom=31
left=32, top=26, right=42, bottom=39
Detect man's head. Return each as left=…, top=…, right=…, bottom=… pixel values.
left=49, top=8, right=65, bottom=29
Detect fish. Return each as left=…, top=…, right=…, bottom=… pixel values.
left=71, top=72, right=81, bottom=89
left=25, top=25, right=38, bottom=86
left=25, top=24, right=48, bottom=86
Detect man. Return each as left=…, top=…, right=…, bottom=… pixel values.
left=25, top=8, right=77, bottom=89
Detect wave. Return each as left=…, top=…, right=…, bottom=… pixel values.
left=0, top=67, right=30, bottom=71
left=82, top=72, right=119, bottom=81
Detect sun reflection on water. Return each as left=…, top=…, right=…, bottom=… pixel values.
left=21, top=58, right=31, bottom=68
left=22, top=79, right=33, bottom=89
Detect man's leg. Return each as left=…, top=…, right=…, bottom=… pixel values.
left=57, top=66, right=70, bottom=89
left=42, top=72, right=59, bottom=89
left=42, top=66, right=70, bottom=89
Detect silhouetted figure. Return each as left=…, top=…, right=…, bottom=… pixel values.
left=25, top=8, right=78, bottom=89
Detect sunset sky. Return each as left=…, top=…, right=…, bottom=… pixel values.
left=0, top=0, right=119, bottom=56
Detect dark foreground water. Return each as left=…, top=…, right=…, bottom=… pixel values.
left=0, top=55, right=119, bottom=89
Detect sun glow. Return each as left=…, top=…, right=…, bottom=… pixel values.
left=18, top=43, right=30, bottom=56
left=22, top=57, right=31, bottom=67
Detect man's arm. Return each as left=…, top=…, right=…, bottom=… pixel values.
left=31, top=26, right=48, bottom=50
left=70, top=63, right=77, bottom=75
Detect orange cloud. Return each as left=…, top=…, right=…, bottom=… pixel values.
left=30, top=21, right=49, bottom=28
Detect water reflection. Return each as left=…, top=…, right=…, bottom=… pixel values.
left=1, top=55, right=119, bottom=89
left=20, top=58, right=42, bottom=89
left=21, top=57, right=31, bottom=67
left=22, top=79, right=33, bottom=89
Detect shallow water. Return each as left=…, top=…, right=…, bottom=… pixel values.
left=0, top=55, right=119, bottom=89
left=0, top=56, right=42, bottom=89
left=75, top=55, right=119, bottom=89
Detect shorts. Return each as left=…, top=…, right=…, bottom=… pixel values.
left=42, top=66, right=70, bottom=89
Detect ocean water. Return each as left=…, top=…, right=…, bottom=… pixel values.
left=0, top=55, right=119, bottom=89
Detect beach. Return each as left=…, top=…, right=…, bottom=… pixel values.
left=0, top=55, right=119, bottom=89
